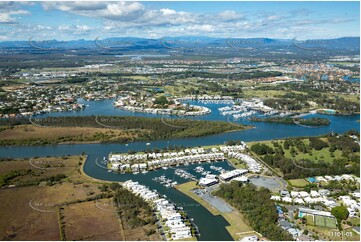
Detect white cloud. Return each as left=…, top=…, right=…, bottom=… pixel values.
left=75, top=24, right=91, bottom=31
left=0, top=9, right=30, bottom=23
left=217, top=11, right=244, bottom=22
left=0, top=2, right=357, bottom=40
left=267, top=15, right=279, bottom=21
left=186, top=24, right=214, bottom=32
left=160, top=8, right=177, bottom=15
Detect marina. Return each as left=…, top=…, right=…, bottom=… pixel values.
left=0, top=100, right=359, bottom=241
left=0, top=3, right=359, bottom=240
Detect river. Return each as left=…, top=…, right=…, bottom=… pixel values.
left=0, top=99, right=359, bottom=241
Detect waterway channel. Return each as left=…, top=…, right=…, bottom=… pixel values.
left=0, top=99, right=359, bottom=241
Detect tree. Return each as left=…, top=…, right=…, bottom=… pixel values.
left=283, top=140, right=291, bottom=149
left=99, top=184, right=109, bottom=192
left=110, top=182, right=120, bottom=191
left=309, top=137, right=328, bottom=150
left=154, top=95, right=171, bottom=106
left=331, top=206, right=349, bottom=230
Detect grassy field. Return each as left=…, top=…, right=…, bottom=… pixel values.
left=350, top=217, right=360, bottom=226
left=0, top=186, right=60, bottom=240
left=0, top=156, right=103, bottom=240
left=304, top=215, right=315, bottom=226
left=247, top=138, right=343, bottom=163
left=283, top=147, right=343, bottom=164
left=288, top=179, right=309, bottom=188
left=62, top=199, right=125, bottom=240
left=228, top=157, right=248, bottom=169
left=242, top=89, right=287, bottom=99
left=0, top=156, right=160, bottom=241
left=0, top=125, right=138, bottom=145
left=175, top=181, right=258, bottom=241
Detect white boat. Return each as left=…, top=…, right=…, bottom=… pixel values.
left=146, top=143, right=151, bottom=146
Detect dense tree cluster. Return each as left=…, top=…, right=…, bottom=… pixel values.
left=251, top=143, right=274, bottom=155
left=263, top=154, right=359, bottom=179
left=264, top=98, right=310, bottom=111
left=259, top=80, right=360, bottom=114
left=215, top=182, right=293, bottom=241
left=0, top=169, right=67, bottom=187
left=225, top=140, right=244, bottom=146
left=323, top=180, right=359, bottom=197
left=113, top=187, right=156, bottom=229
left=153, top=95, right=173, bottom=106
left=250, top=117, right=330, bottom=126
left=308, top=137, right=329, bottom=150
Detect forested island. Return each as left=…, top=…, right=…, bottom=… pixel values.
left=249, top=116, right=330, bottom=126
left=0, top=116, right=250, bottom=146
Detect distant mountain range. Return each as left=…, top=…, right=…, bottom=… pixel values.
left=0, top=36, right=359, bottom=52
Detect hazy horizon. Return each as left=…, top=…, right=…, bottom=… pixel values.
left=0, top=1, right=359, bottom=41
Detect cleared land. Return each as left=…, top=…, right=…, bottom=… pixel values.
left=0, top=186, right=60, bottom=240
left=62, top=199, right=125, bottom=241
left=0, top=156, right=104, bottom=240
left=0, top=156, right=160, bottom=241
left=176, top=181, right=258, bottom=240
left=0, top=125, right=138, bottom=145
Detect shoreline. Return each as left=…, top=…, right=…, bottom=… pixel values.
left=174, top=181, right=259, bottom=241
left=80, top=155, right=115, bottom=184
left=0, top=124, right=252, bottom=147
left=0, top=126, right=352, bottom=149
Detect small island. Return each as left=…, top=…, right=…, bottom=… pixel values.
left=249, top=116, right=331, bottom=127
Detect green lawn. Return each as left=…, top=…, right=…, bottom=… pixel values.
left=228, top=158, right=247, bottom=169
left=324, top=217, right=337, bottom=229
left=288, top=179, right=309, bottom=188
left=283, top=147, right=343, bottom=163
left=350, top=217, right=360, bottom=226
left=305, top=215, right=315, bottom=226
left=247, top=138, right=343, bottom=164
left=242, top=89, right=288, bottom=99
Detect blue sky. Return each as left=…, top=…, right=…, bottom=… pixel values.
left=0, top=1, right=359, bottom=41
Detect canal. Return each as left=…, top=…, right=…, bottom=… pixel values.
left=0, top=99, right=359, bottom=241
